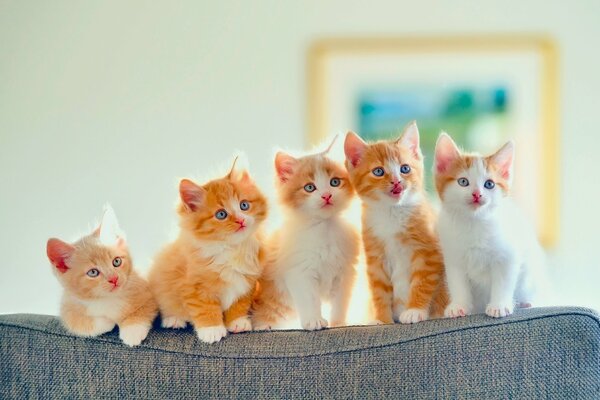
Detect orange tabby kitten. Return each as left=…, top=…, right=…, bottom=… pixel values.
left=149, top=160, right=268, bottom=344
left=344, top=121, right=447, bottom=324
left=46, top=206, right=158, bottom=346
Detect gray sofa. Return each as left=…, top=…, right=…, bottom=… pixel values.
left=1, top=307, right=598, bottom=399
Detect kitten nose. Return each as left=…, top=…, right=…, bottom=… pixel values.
left=236, top=218, right=246, bottom=226
left=472, top=190, right=482, bottom=200
left=108, top=276, right=118, bottom=286
left=321, top=193, right=332, bottom=201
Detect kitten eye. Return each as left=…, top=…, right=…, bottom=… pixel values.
left=240, top=200, right=250, bottom=211
left=112, top=257, right=122, bottom=268
left=330, top=178, right=341, bottom=187
left=484, top=179, right=496, bottom=189
left=372, top=167, right=385, bottom=177
left=87, top=268, right=100, bottom=278
left=400, top=164, right=411, bottom=174
left=457, top=178, right=470, bottom=187
left=304, top=183, right=316, bottom=192
left=215, top=209, right=228, bottom=220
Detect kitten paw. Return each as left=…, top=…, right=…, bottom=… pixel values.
left=485, top=303, right=514, bottom=318
left=302, top=317, right=328, bottom=331
left=91, top=317, right=116, bottom=336
left=399, top=308, right=429, bottom=324
left=517, top=302, right=532, bottom=309
left=195, top=325, right=227, bottom=344
left=161, top=316, right=187, bottom=329
left=444, top=303, right=470, bottom=318
left=227, top=316, right=252, bottom=333
left=119, top=323, right=150, bottom=347
left=252, top=323, right=273, bottom=331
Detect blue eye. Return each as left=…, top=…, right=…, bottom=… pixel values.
left=458, top=178, right=469, bottom=187
left=484, top=179, right=495, bottom=189
left=330, top=178, right=341, bottom=187
left=215, top=209, right=228, bottom=220
left=87, top=268, right=100, bottom=278
left=240, top=200, right=250, bottom=211
left=400, top=164, right=411, bottom=174
left=372, top=167, right=385, bottom=177
left=304, top=183, right=316, bottom=192
left=112, top=257, right=122, bottom=268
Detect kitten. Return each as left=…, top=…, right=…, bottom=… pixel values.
left=434, top=133, right=544, bottom=318
left=251, top=142, right=359, bottom=330
left=46, top=206, right=158, bottom=346
left=344, top=122, right=447, bottom=324
left=149, top=160, right=268, bottom=343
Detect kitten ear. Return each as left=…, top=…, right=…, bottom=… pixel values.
left=179, top=179, right=206, bottom=212
left=488, top=141, right=515, bottom=181
left=46, top=238, right=74, bottom=273
left=344, top=131, right=367, bottom=167
left=434, top=132, right=461, bottom=174
left=274, top=152, right=298, bottom=183
left=96, top=205, right=127, bottom=248
left=397, top=120, right=422, bottom=159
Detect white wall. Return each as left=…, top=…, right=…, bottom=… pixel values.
left=1, top=0, right=599, bottom=315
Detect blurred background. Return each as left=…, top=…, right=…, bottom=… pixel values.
left=1, top=0, right=599, bottom=318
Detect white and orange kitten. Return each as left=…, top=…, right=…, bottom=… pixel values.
left=434, top=133, right=544, bottom=318
left=252, top=143, right=359, bottom=330
left=46, top=206, right=158, bottom=346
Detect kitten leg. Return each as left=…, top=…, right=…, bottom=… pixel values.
left=329, top=266, right=356, bottom=327
left=224, top=291, right=253, bottom=333
left=61, top=301, right=115, bottom=337
left=119, top=294, right=158, bottom=347
left=486, top=262, right=518, bottom=318
left=285, top=270, right=327, bottom=331
left=181, top=284, right=226, bottom=344
left=365, top=248, right=394, bottom=324
left=251, top=278, right=290, bottom=331
left=443, top=254, right=473, bottom=318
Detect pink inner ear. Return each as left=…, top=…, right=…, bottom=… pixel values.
left=344, top=133, right=367, bottom=167
left=435, top=136, right=460, bottom=174
left=275, top=153, right=297, bottom=183
left=47, top=239, right=74, bottom=273
left=179, top=179, right=204, bottom=211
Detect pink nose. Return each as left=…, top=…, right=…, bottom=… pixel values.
left=108, top=276, right=118, bottom=286
left=321, top=193, right=332, bottom=201
left=472, top=191, right=482, bottom=201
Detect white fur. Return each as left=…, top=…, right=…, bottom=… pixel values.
left=161, top=316, right=187, bottom=329
left=437, top=159, right=545, bottom=318
left=227, top=316, right=252, bottom=333
left=196, top=325, right=228, bottom=344
left=119, top=323, right=150, bottom=347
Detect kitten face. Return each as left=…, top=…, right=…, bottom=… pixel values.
left=344, top=122, right=424, bottom=206
left=47, top=207, right=131, bottom=300
left=178, top=166, right=267, bottom=243
left=275, top=152, right=353, bottom=218
left=434, top=133, right=514, bottom=217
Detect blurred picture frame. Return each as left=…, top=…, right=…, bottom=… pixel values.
left=307, top=36, right=559, bottom=247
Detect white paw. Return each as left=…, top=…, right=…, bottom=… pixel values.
left=195, top=325, right=227, bottom=344
left=399, top=308, right=429, bottom=324
left=119, top=324, right=150, bottom=347
left=227, top=316, right=252, bottom=333
left=444, top=303, right=470, bottom=318
left=302, top=317, right=328, bottom=331
left=486, top=303, right=514, bottom=318
left=161, top=316, right=187, bottom=329
left=92, top=317, right=116, bottom=335
left=517, top=302, right=532, bottom=309
left=252, top=323, right=273, bottom=331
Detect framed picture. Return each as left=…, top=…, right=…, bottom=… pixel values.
left=307, top=36, right=559, bottom=247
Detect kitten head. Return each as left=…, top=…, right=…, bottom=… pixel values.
left=178, top=159, right=268, bottom=243
left=274, top=144, right=354, bottom=219
left=46, top=206, right=132, bottom=300
left=433, top=132, right=514, bottom=216
left=344, top=121, right=424, bottom=206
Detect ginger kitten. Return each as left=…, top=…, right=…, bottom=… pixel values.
left=344, top=122, right=447, bottom=324
left=434, top=133, right=544, bottom=318
left=149, top=160, right=267, bottom=343
left=46, top=206, right=158, bottom=346
left=251, top=143, right=359, bottom=330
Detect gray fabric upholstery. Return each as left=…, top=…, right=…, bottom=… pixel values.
left=1, top=307, right=598, bottom=399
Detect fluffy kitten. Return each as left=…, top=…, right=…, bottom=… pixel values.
left=46, top=206, right=158, bottom=346
left=344, top=122, right=447, bottom=324
left=434, top=133, right=544, bottom=318
left=149, top=160, right=268, bottom=343
left=251, top=143, right=359, bottom=330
